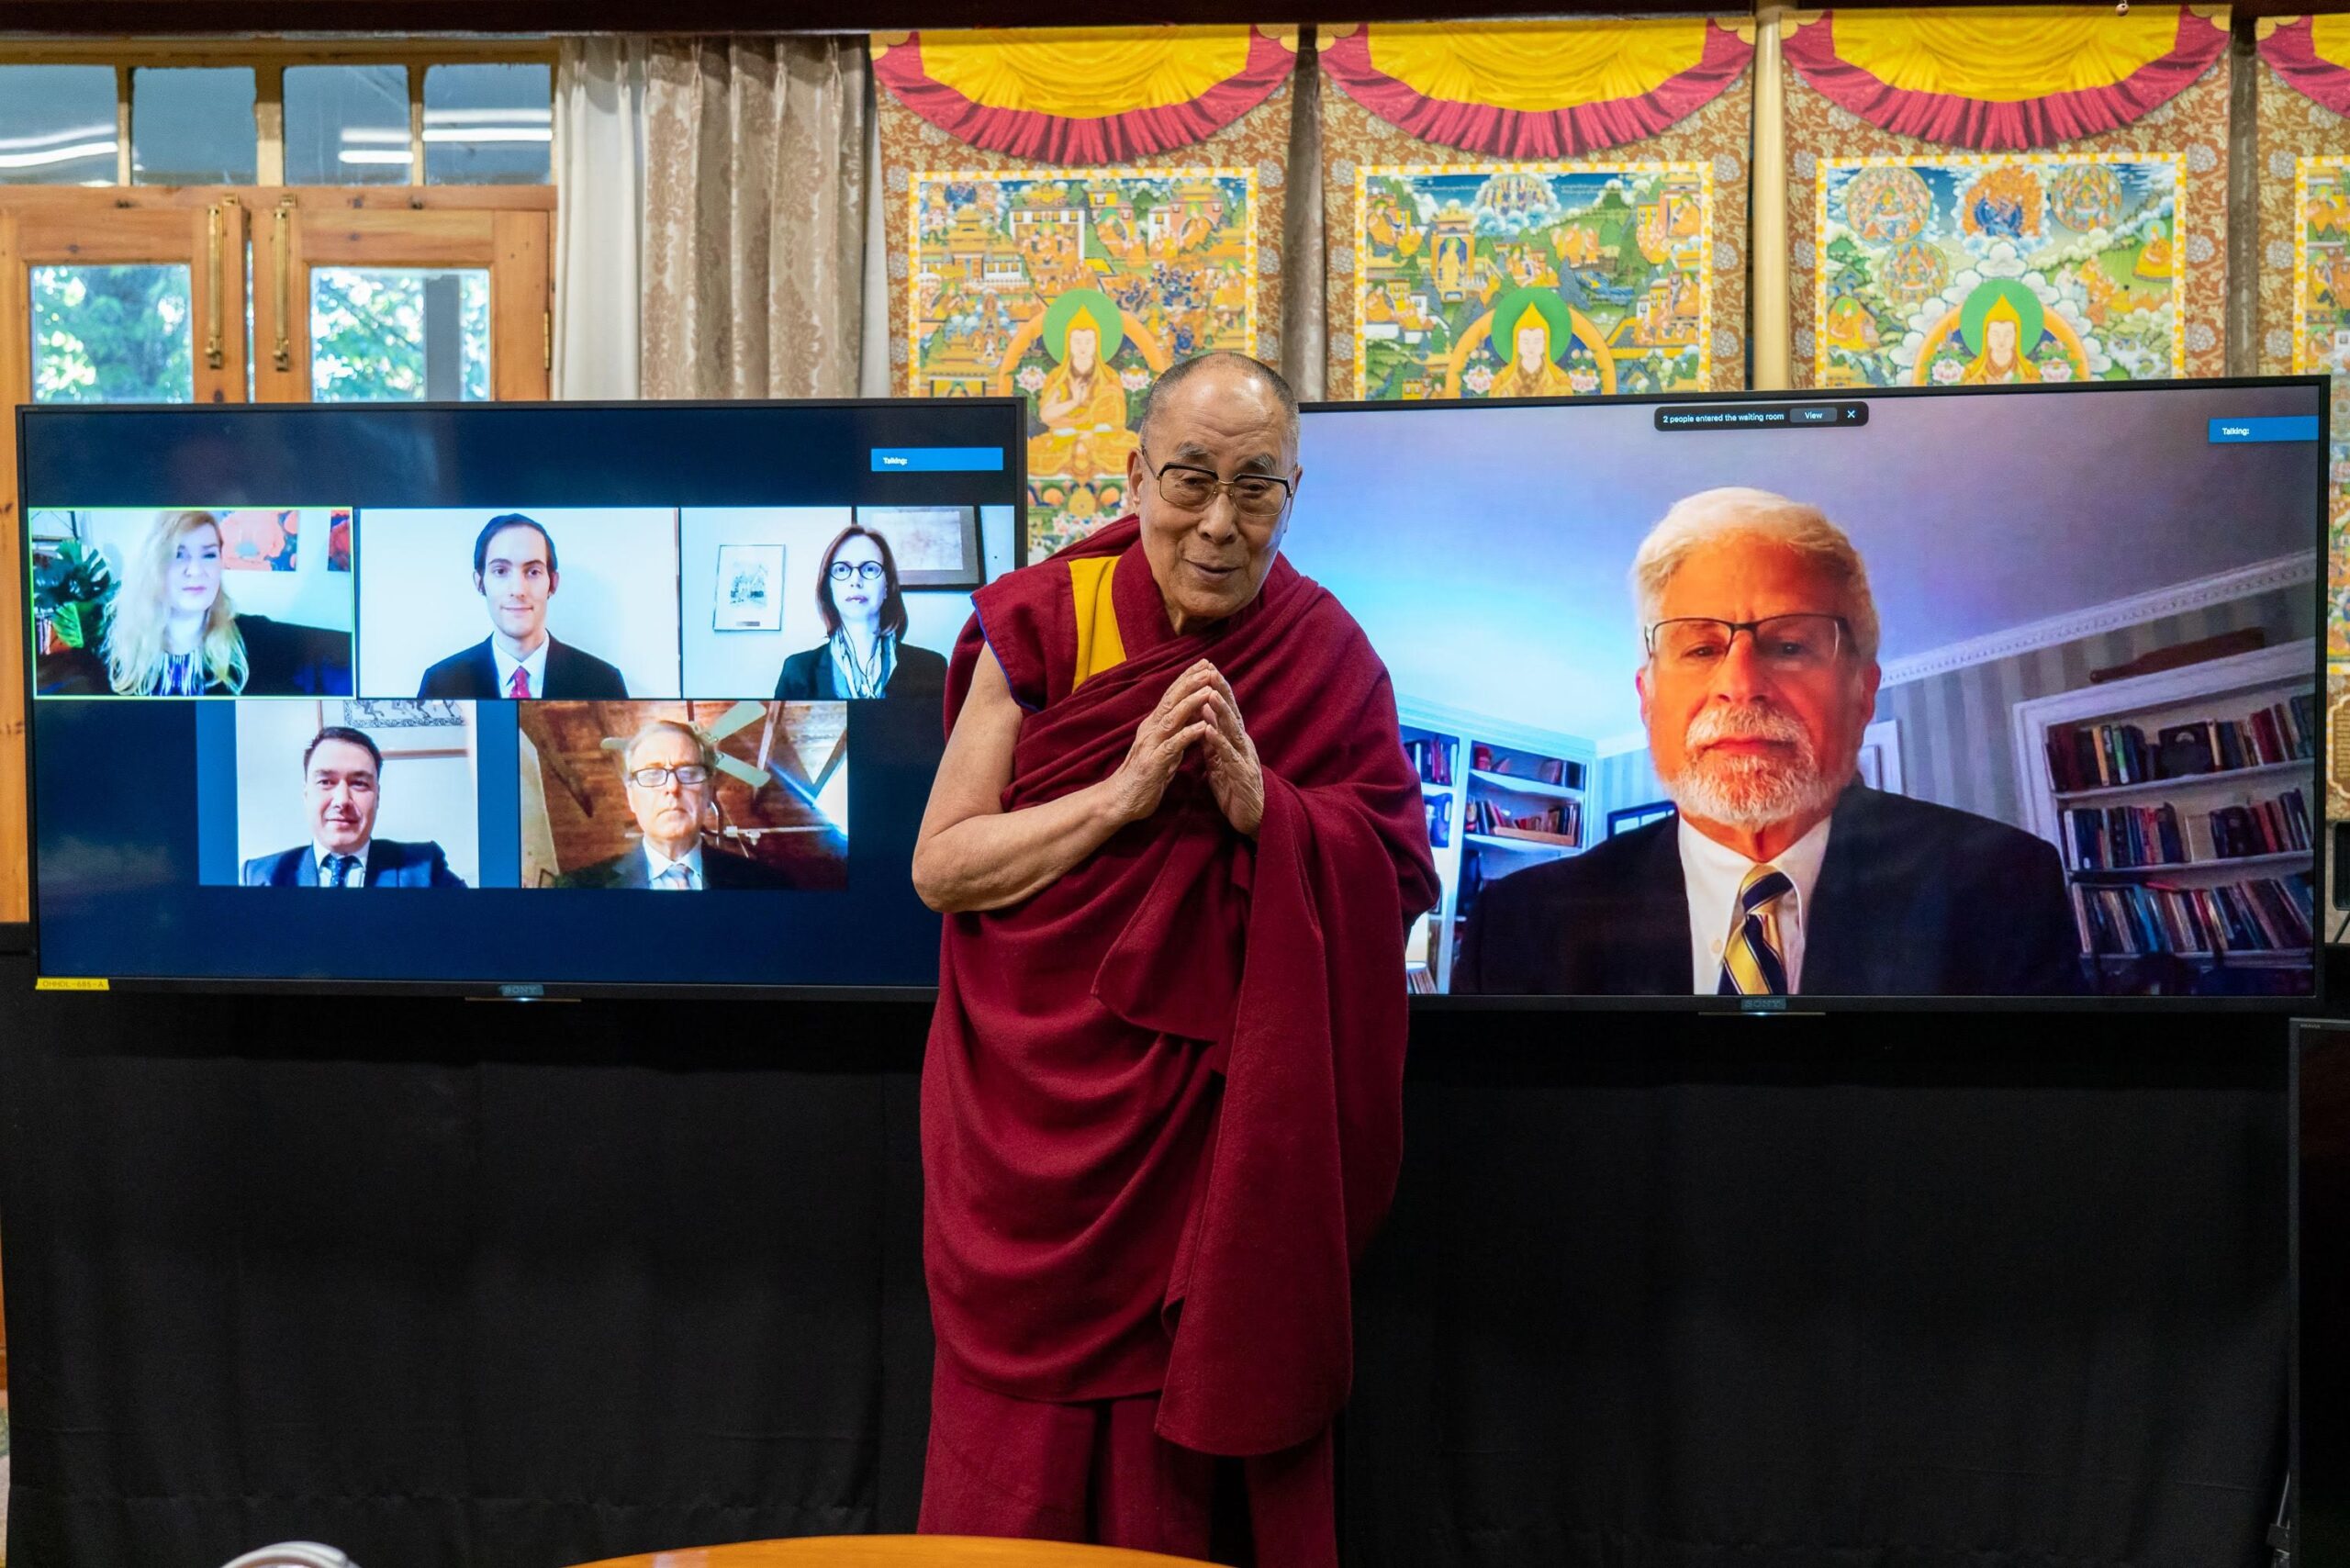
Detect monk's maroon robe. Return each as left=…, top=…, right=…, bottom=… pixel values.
left=921, top=515, right=1439, bottom=1556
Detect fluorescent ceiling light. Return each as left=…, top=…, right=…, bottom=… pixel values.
left=423, top=107, right=551, bottom=125
left=421, top=127, right=551, bottom=144
left=338, top=127, right=410, bottom=145
left=0, top=139, right=118, bottom=170
left=338, top=149, right=414, bottom=165
left=0, top=122, right=117, bottom=152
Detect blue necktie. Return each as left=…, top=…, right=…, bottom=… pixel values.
left=326, top=854, right=358, bottom=888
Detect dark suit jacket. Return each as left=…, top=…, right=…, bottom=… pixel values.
left=417, top=636, right=628, bottom=700
left=37, top=613, right=351, bottom=697
left=552, top=846, right=790, bottom=890
left=774, top=641, right=948, bottom=701
left=241, top=838, right=467, bottom=889
left=1453, top=785, right=2086, bottom=997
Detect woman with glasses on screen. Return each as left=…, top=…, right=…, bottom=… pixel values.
left=774, top=524, right=948, bottom=701
left=41, top=510, right=352, bottom=697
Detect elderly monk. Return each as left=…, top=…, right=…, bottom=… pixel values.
left=912, top=352, right=1440, bottom=1562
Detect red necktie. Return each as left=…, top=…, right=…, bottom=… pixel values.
left=508, top=666, right=531, bottom=700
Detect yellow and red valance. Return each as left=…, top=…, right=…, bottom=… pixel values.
left=2258, top=17, right=2350, bottom=119
left=871, top=26, right=1295, bottom=162
left=1317, top=18, right=1752, bottom=158
left=1782, top=6, right=2230, bottom=150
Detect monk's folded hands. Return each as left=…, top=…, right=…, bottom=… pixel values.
left=1195, top=667, right=1264, bottom=838
left=1106, top=660, right=1225, bottom=826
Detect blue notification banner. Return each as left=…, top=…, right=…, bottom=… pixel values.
left=2208, top=416, right=2319, bottom=443
left=871, top=446, right=1006, bottom=472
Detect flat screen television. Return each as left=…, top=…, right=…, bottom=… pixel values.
left=18, top=399, right=1024, bottom=994
left=1285, top=377, right=2328, bottom=1007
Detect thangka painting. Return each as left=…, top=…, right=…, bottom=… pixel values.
left=1812, top=155, right=2186, bottom=387
left=876, top=28, right=1295, bottom=560
left=2254, top=16, right=2350, bottom=858
left=2255, top=21, right=2350, bottom=669
left=903, top=166, right=1259, bottom=555
left=1350, top=162, right=1713, bottom=400
left=1784, top=7, right=2231, bottom=388
left=2288, top=159, right=2350, bottom=669
left=1319, top=18, right=1754, bottom=399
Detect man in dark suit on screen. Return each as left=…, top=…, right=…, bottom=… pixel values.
left=417, top=513, right=629, bottom=700
left=554, top=719, right=789, bottom=890
left=1454, top=487, right=2082, bottom=998
left=242, top=725, right=468, bottom=888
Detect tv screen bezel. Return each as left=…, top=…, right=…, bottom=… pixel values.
left=16, top=396, right=1026, bottom=1005
left=15, top=381, right=2330, bottom=1013
left=1295, top=375, right=2333, bottom=1015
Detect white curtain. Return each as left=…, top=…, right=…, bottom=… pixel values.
left=640, top=37, right=870, bottom=399
left=553, top=37, right=649, bottom=400
left=858, top=67, right=889, bottom=398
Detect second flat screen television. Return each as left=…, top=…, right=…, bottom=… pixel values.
left=19, top=379, right=2328, bottom=1002
left=1285, top=378, right=2327, bottom=1002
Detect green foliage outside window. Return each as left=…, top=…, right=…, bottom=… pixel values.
left=31, top=265, right=193, bottom=403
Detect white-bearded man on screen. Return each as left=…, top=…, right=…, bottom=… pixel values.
left=1456, top=487, right=2083, bottom=998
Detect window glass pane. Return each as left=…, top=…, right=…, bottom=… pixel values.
left=423, top=62, right=550, bottom=185
left=31, top=264, right=195, bottom=403
left=0, top=65, right=118, bottom=185
left=130, top=67, right=256, bottom=185
left=285, top=64, right=411, bottom=185
left=311, top=267, right=490, bottom=401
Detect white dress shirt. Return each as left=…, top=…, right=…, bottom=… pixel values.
left=492, top=636, right=551, bottom=700
left=312, top=840, right=372, bottom=889
left=643, top=841, right=706, bottom=890
left=1680, top=813, right=1833, bottom=993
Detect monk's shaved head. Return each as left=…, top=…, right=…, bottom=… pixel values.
left=1139, top=352, right=1299, bottom=458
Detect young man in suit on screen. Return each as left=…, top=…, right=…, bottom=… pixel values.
left=1454, top=487, right=2082, bottom=998
left=242, top=725, right=468, bottom=888
left=417, top=513, right=629, bottom=700
left=554, top=719, right=788, bottom=890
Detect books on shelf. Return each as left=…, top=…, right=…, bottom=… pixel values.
left=1424, top=794, right=1452, bottom=850
left=1468, top=744, right=1583, bottom=790
left=1404, top=735, right=1453, bottom=787
left=2061, top=787, right=2311, bottom=869
left=1463, top=795, right=1582, bottom=846
left=2044, top=692, right=2319, bottom=792
left=2070, top=870, right=2314, bottom=958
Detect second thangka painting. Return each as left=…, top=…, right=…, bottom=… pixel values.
left=1316, top=17, right=1756, bottom=402
left=1811, top=154, right=2188, bottom=387
left=1782, top=6, right=2232, bottom=388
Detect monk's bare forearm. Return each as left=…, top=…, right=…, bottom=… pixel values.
left=914, top=778, right=1133, bottom=913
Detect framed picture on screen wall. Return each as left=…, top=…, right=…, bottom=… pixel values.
left=858, top=504, right=981, bottom=588
left=713, top=543, right=786, bottom=632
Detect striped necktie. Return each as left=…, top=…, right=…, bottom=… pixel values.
left=1717, top=864, right=1795, bottom=996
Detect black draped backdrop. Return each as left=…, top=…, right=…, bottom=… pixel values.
left=0, top=952, right=2292, bottom=1567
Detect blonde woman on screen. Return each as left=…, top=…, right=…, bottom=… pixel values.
left=62, top=510, right=352, bottom=698
left=104, top=510, right=250, bottom=695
